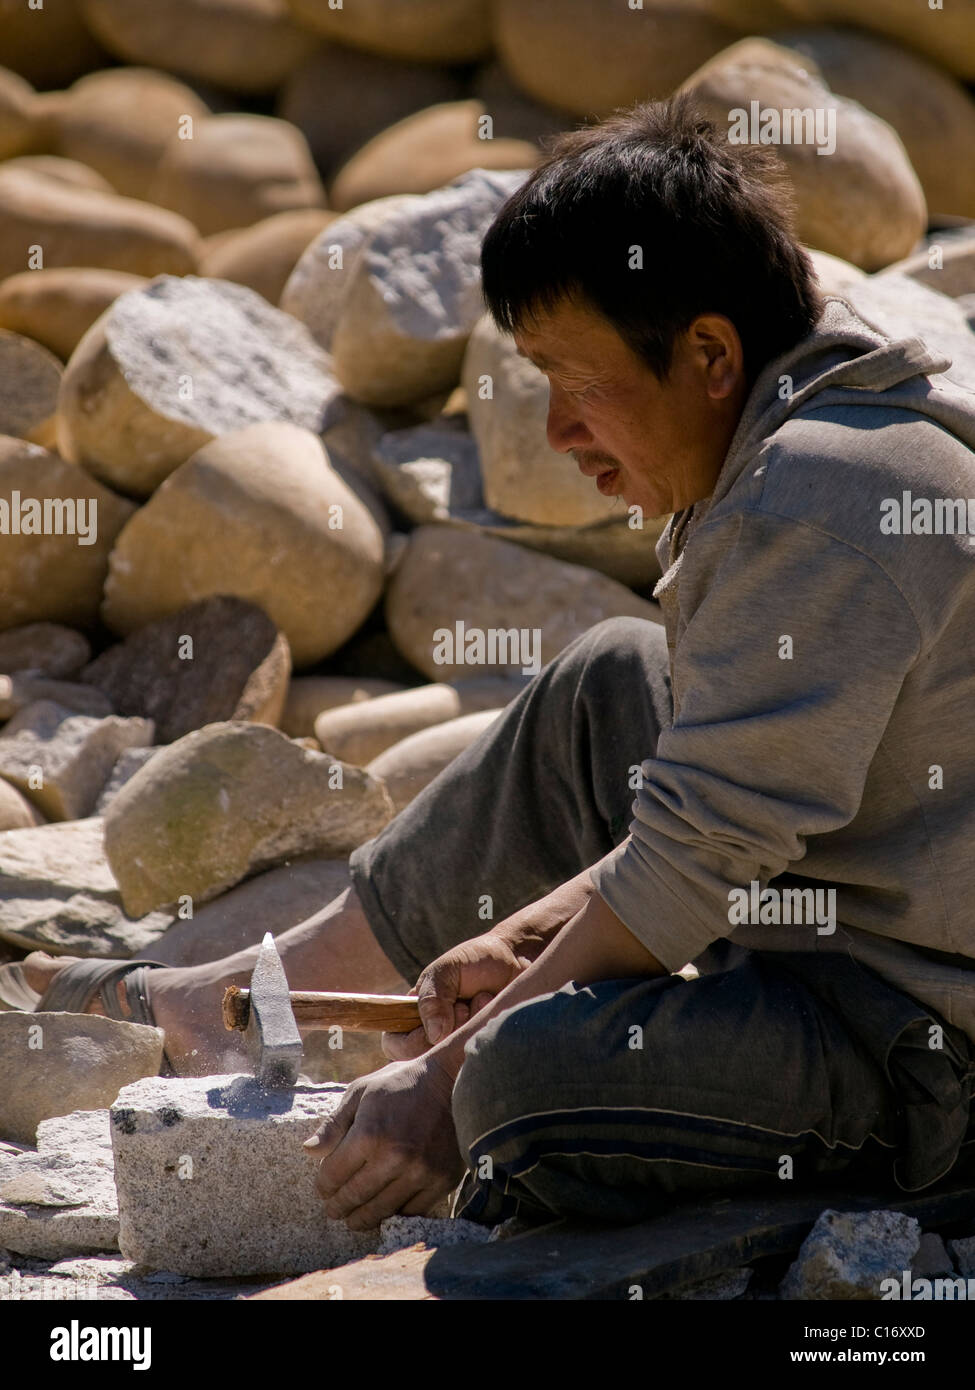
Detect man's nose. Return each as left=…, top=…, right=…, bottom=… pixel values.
left=546, top=383, right=591, bottom=453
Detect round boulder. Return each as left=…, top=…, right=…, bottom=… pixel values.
left=680, top=38, right=927, bottom=271
left=198, top=208, right=335, bottom=305
left=281, top=675, right=405, bottom=739
left=79, top=0, right=317, bottom=94
left=100, top=422, right=386, bottom=668
left=0, top=167, right=201, bottom=281
left=495, top=0, right=740, bottom=119
left=283, top=0, right=492, bottom=63
left=53, top=67, right=211, bottom=202
left=462, top=315, right=619, bottom=527
left=0, top=436, right=135, bottom=631
left=0, top=0, right=107, bottom=88
left=57, top=275, right=339, bottom=497
left=366, top=708, right=502, bottom=814
left=0, top=267, right=146, bottom=362
left=797, top=0, right=975, bottom=83
left=1, top=155, right=114, bottom=194
left=0, top=330, right=62, bottom=442
left=0, top=65, right=45, bottom=161
left=148, top=114, right=326, bottom=239
left=329, top=100, right=539, bottom=212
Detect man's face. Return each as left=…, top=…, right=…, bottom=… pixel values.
left=512, top=295, right=749, bottom=519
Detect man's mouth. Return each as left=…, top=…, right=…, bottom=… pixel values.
left=594, top=467, right=620, bottom=495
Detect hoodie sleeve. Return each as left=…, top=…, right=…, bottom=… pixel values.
left=589, top=509, right=922, bottom=972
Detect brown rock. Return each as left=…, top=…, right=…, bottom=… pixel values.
left=281, top=675, right=405, bottom=739
left=81, top=595, right=291, bottom=743
left=0, top=780, right=43, bottom=830
left=0, top=436, right=135, bottom=632
left=283, top=0, right=492, bottom=63
left=278, top=45, right=465, bottom=178
left=198, top=209, right=336, bottom=306
left=680, top=38, right=927, bottom=271
left=471, top=60, right=575, bottom=146
left=149, top=114, right=326, bottom=239
left=0, top=700, right=152, bottom=821
left=100, top=423, right=385, bottom=668
left=0, top=167, right=200, bottom=281
left=0, top=64, right=43, bottom=161
left=57, top=275, right=339, bottom=497
left=0, top=329, right=61, bottom=442
left=79, top=0, right=317, bottom=94
left=0, top=623, right=90, bottom=678
left=330, top=100, right=539, bottom=212
left=314, top=677, right=523, bottom=765
left=797, top=0, right=975, bottom=83
left=0, top=267, right=146, bottom=362
left=0, top=0, right=107, bottom=89
left=777, top=26, right=975, bottom=221
left=103, top=722, right=393, bottom=916
left=366, top=708, right=502, bottom=814
left=0, top=155, right=113, bottom=194
left=495, top=0, right=740, bottom=119
left=386, top=525, right=663, bottom=681
left=53, top=67, right=211, bottom=202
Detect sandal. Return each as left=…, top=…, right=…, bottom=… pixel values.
left=0, top=956, right=168, bottom=1024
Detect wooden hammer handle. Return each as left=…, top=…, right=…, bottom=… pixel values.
left=223, top=986, right=421, bottom=1034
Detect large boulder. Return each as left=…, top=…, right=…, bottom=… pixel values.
left=366, top=709, right=502, bottom=814
left=0, top=700, right=153, bottom=821
left=281, top=675, right=405, bottom=740
left=776, top=26, right=975, bottom=221
left=680, top=38, right=927, bottom=271
left=79, top=0, right=317, bottom=94
left=283, top=0, right=492, bottom=63
left=386, top=525, right=663, bottom=681
left=329, top=101, right=539, bottom=212
left=314, top=677, right=523, bottom=765
left=0, top=154, right=114, bottom=193
left=0, top=267, right=146, bottom=361
left=0, top=330, right=62, bottom=442
left=0, top=780, right=43, bottom=831
left=792, top=0, right=975, bottom=83
left=494, top=0, right=740, bottom=119
left=52, top=67, right=211, bottom=202
left=0, top=1015, right=164, bottom=1147
left=462, top=315, right=618, bottom=527
left=0, top=817, right=173, bottom=958
left=56, top=276, right=339, bottom=497
left=0, top=66, right=48, bottom=161
left=0, top=0, right=107, bottom=89
left=148, top=114, right=326, bottom=239
left=278, top=45, right=465, bottom=179
left=0, top=167, right=200, bottom=281
left=0, top=437, right=135, bottom=632
left=100, top=423, right=386, bottom=667
left=103, top=722, right=393, bottom=916
left=322, top=171, right=530, bottom=407
left=198, top=209, right=335, bottom=306
left=0, top=624, right=90, bottom=678
left=81, top=596, right=291, bottom=743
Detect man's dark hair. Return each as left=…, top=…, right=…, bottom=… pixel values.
left=480, top=93, right=824, bottom=384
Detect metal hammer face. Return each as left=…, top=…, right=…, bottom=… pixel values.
left=245, top=933, right=303, bottom=1089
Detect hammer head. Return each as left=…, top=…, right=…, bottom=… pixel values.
left=245, top=933, right=303, bottom=1089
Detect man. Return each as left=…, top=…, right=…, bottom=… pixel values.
left=13, top=95, right=975, bottom=1233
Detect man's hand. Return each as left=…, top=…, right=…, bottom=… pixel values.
left=381, top=930, right=534, bottom=1061
left=303, top=1054, right=465, bottom=1231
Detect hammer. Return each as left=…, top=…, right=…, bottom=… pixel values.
left=222, top=933, right=421, bottom=1088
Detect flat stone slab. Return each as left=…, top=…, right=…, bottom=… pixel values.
left=0, top=817, right=173, bottom=957
left=0, top=1012, right=164, bottom=1145
left=0, top=1110, right=119, bottom=1260
left=110, top=1074, right=380, bottom=1277
left=0, top=1253, right=280, bottom=1301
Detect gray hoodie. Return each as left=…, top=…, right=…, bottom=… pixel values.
left=590, top=278, right=975, bottom=1044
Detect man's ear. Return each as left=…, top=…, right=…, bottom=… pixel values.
left=688, top=314, right=745, bottom=400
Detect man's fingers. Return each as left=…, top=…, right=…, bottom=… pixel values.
left=381, top=1026, right=428, bottom=1061
left=415, top=959, right=461, bottom=1046
left=319, top=1149, right=406, bottom=1221
left=303, top=1086, right=359, bottom=1159
left=469, top=991, right=494, bottom=1015
left=339, top=1174, right=431, bottom=1232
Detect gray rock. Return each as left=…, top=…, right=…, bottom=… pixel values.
left=947, top=1235, right=975, bottom=1276
left=81, top=596, right=291, bottom=744
left=110, top=1074, right=379, bottom=1276
left=376, top=1214, right=493, bottom=1256
left=372, top=420, right=484, bottom=522
left=668, top=1267, right=753, bottom=1300
left=913, top=1232, right=954, bottom=1277
left=0, top=624, right=90, bottom=679
left=0, top=1252, right=281, bottom=1301
left=0, top=1110, right=119, bottom=1259
left=0, top=817, right=173, bottom=958
left=0, top=675, right=113, bottom=722
left=93, top=747, right=159, bottom=813
left=0, top=700, right=153, bottom=821
left=779, top=1209, right=921, bottom=1300
left=0, top=328, right=61, bottom=441
left=0, top=1012, right=164, bottom=1145
left=103, top=721, right=393, bottom=917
